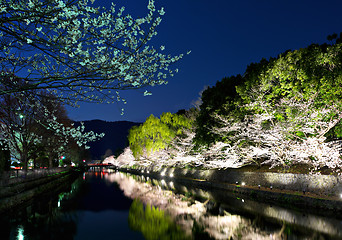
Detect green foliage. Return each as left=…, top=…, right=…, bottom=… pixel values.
left=195, top=75, right=244, bottom=145
left=195, top=59, right=271, bottom=145
left=195, top=39, right=342, bottom=146
left=128, top=199, right=190, bottom=240
left=128, top=112, right=192, bottom=158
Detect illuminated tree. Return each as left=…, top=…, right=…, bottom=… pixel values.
left=209, top=94, right=342, bottom=170
left=201, top=41, right=342, bottom=170
left=0, top=89, right=103, bottom=170
left=0, top=0, right=187, bottom=107
left=128, top=112, right=192, bottom=159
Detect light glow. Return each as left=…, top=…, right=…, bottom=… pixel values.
left=160, top=169, right=166, bottom=176
left=17, top=225, right=24, bottom=240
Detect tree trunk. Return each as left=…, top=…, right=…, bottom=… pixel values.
left=49, top=155, right=54, bottom=168
left=318, top=112, right=342, bottom=139
left=0, top=143, right=10, bottom=175
left=21, top=151, right=28, bottom=173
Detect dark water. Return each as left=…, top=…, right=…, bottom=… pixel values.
left=1, top=169, right=342, bottom=240
left=0, top=170, right=144, bottom=240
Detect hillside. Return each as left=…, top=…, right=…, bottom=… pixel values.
left=76, top=120, right=140, bottom=160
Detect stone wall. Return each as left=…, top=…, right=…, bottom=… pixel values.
left=126, top=167, right=342, bottom=198
left=0, top=169, right=80, bottom=213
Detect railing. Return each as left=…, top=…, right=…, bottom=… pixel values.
left=0, top=167, right=70, bottom=187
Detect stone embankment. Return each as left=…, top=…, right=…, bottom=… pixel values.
left=0, top=168, right=81, bottom=213
left=119, top=166, right=342, bottom=211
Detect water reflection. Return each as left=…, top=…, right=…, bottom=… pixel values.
left=0, top=171, right=144, bottom=240
left=129, top=199, right=190, bottom=240
left=108, top=171, right=342, bottom=240
left=2, top=170, right=342, bottom=240
left=0, top=176, right=81, bottom=239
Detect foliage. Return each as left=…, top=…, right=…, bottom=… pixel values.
left=0, top=0, right=187, bottom=108
left=128, top=199, right=190, bottom=240
left=210, top=96, right=342, bottom=170
left=0, top=88, right=103, bottom=170
left=0, top=0, right=189, bottom=170
left=119, top=36, right=342, bottom=171
left=195, top=40, right=342, bottom=170
left=195, top=59, right=271, bottom=145
left=128, top=112, right=192, bottom=159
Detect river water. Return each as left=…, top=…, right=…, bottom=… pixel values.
left=1, top=168, right=342, bottom=240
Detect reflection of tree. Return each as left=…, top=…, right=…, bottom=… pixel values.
left=1, top=175, right=82, bottom=240
left=128, top=199, right=190, bottom=240
left=114, top=172, right=286, bottom=239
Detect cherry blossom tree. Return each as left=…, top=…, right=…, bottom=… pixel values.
left=209, top=89, right=342, bottom=171
left=0, top=0, right=187, bottom=107
left=0, top=89, right=103, bottom=170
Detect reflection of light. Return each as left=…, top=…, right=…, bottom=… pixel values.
left=58, top=200, right=61, bottom=208
left=147, top=170, right=149, bottom=174
left=161, top=169, right=166, bottom=176
left=241, top=182, right=245, bottom=186
left=180, top=186, right=188, bottom=193
left=161, top=179, right=166, bottom=186
left=17, top=225, right=24, bottom=240
left=340, top=193, right=342, bottom=198
left=152, top=179, right=159, bottom=185
left=169, top=181, right=174, bottom=189
left=169, top=173, right=174, bottom=178
left=242, top=199, right=245, bottom=203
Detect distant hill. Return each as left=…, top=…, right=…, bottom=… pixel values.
left=75, top=120, right=140, bottom=160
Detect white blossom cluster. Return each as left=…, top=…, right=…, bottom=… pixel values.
left=209, top=95, right=342, bottom=171
left=115, top=95, right=342, bottom=171
left=0, top=0, right=188, bottom=106
left=0, top=93, right=104, bottom=165
left=45, top=113, right=104, bottom=150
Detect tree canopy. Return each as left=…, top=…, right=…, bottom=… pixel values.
left=128, top=112, right=192, bottom=159
left=0, top=87, right=103, bottom=170
left=0, top=0, right=187, bottom=107
left=192, top=39, right=342, bottom=170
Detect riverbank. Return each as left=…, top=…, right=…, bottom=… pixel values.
left=0, top=168, right=82, bottom=213
left=118, top=166, right=342, bottom=211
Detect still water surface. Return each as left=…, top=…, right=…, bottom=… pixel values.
left=1, top=169, right=342, bottom=239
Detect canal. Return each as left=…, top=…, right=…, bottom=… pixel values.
left=1, top=168, right=342, bottom=239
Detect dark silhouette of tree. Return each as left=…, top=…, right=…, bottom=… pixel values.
left=0, top=81, right=103, bottom=170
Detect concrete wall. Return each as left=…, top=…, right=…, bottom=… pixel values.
left=0, top=169, right=80, bottom=213
left=129, top=167, right=342, bottom=198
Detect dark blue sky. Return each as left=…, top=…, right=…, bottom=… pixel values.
left=66, top=0, right=342, bottom=123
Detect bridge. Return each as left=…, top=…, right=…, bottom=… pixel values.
left=86, top=163, right=118, bottom=172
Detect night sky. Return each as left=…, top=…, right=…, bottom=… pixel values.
left=66, top=0, right=342, bottom=123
